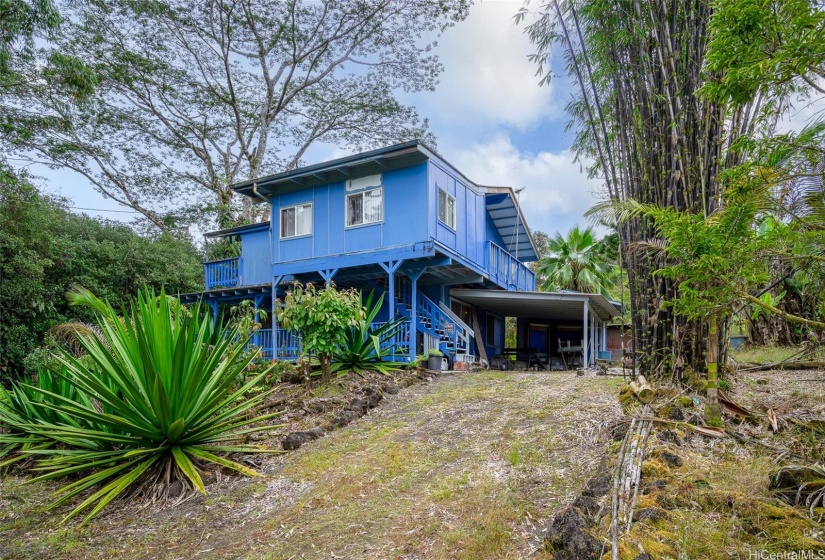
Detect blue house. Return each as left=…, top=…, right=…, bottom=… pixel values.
left=187, top=141, right=620, bottom=368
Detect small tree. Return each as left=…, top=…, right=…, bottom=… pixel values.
left=276, top=282, right=361, bottom=383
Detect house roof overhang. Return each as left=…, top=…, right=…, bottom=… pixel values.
left=232, top=140, right=431, bottom=200
left=449, top=289, right=621, bottom=322
left=480, top=187, right=539, bottom=262
left=203, top=221, right=270, bottom=239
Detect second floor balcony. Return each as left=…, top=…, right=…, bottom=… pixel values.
left=204, top=257, right=242, bottom=290
left=487, top=241, right=535, bottom=292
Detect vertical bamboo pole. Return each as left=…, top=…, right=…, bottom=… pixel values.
left=705, top=314, right=722, bottom=426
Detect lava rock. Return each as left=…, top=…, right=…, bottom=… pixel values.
left=283, top=432, right=309, bottom=450
left=346, top=398, right=368, bottom=413
left=634, top=508, right=664, bottom=524
left=572, top=494, right=600, bottom=518
left=366, top=392, right=382, bottom=409
left=659, top=450, right=683, bottom=468
left=582, top=473, right=611, bottom=498
left=657, top=429, right=681, bottom=445
left=544, top=507, right=602, bottom=560
left=325, top=410, right=358, bottom=430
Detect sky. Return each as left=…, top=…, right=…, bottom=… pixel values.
left=37, top=0, right=603, bottom=240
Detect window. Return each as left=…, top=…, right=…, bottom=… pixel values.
left=486, top=316, right=497, bottom=346
left=280, top=203, right=312, bottom=238
left=450, top=300, right=471, bottom=325
left=346, top=187, right=383, bottom=227
left=438, top=188, right=456, bottom=229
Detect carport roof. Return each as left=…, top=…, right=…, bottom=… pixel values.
left=450, top=289, right=622, bottom=321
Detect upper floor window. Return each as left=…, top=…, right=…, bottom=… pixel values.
left=346, top=187, right=383, bottom=227
left=438, top=188, right=456, bottom=229
left=280, top=203, right=312, bottom=238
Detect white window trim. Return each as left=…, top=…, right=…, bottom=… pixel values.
left=280, top=202, right=313, bottom=239
left=345, top=186, right=384, bottom=229
left=438, top=187, right=456, bottom=230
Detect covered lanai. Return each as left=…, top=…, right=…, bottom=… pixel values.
left=449, top=289, right=622, bottom=368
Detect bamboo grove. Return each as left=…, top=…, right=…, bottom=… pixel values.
left=519, top=0, right=790, bottom=380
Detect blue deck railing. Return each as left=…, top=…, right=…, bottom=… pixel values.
left=487, top=241, right=535, bottom=291
left=251, top=321, right=411, bottom=363
left=204, top=257, right=242, bottom=290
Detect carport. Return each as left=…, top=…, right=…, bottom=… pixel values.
left=450, top=289, right=622, bottom=367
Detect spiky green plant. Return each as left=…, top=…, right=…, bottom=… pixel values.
left=0, top=367, right=99, bottom=467
left=332, top=291, right=407, bottom=375
left=17, top=286, right=282, bottom=525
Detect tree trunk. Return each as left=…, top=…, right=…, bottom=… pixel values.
left=319, top=353, right=333, bottom=384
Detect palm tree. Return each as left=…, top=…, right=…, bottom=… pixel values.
left=537, top=226, right=615, bottom=296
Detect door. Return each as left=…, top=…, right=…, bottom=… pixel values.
left=528, top=323, right=549, bottom=352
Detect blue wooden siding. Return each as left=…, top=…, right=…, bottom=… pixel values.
left=240, top=228, right=271, bottom=285
left=270, top=163, right=429, bottom=264
left=428, top=159, right=507, bottom=268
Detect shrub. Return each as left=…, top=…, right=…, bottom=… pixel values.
left=332, top=291, right=407, bottom=376
left=277, top=282, right=361, bottom=382
left=12, top=287, right=283, bottom=525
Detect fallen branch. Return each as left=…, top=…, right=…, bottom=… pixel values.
left=611, top=406, right=653, bottom=560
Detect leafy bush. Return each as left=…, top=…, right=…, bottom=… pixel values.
left=277, top=282, right=362, bottom=382
left=8, top=287, right=282, bottom=525
left=332, top=291, right=407, bottom=376
left=0, top=176, right=203, bottom=380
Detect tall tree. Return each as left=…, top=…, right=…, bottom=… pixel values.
left=518, top=0, right=776, bottom=379
left=4, top=0, right=469, bottom=231
left=0, top=175, right=203, bottom=380
left=536, top=226, right=615, bottom=296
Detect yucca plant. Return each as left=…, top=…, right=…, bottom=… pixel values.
left=332, top=291, right=407, bottom=375
left=18, top=286, right=282, bottom=525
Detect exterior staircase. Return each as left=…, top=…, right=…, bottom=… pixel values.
left=393, top=277, right=474, bottom=363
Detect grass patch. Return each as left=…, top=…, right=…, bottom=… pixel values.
left=730, top=344, right=825, bottom=365
left=624, top=444, right=825, bottom=559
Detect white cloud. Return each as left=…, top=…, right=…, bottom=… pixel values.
left=414, top=1, right=559, bottom=130
left=448, top=134, right=604, bottom=235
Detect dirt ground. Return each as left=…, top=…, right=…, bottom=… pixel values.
left=0, top=371, right=626, bottom=560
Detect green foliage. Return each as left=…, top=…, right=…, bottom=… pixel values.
left=0, top=0, right=60, bottom=77
left=332, top=291, right=407, bottom=376
left=0, top=175, right=203, bottom=379
left=277, top=282, right=362, bottom=383
left=0, top=366, right=94, bottom=467
left=227, top=299, right=268, bottom=362
left=703, top=0, right=825, bottom=104
left=5, top=286, right=282, bottom=525
left=536, top=226, right=616, bottom=296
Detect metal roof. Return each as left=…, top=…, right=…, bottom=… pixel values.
left=232, top=140, right=430, bottom=198
left=203, top=221, right=270, bottom=239
left=482, top=190, right=538, bottom=262
left=449, top=289, right=621, bottom=321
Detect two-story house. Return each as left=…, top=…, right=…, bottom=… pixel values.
left=186, top=141, right=620, bottom=368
